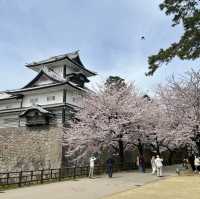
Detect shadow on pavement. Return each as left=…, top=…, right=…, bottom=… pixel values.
left=108, top=176, right=122, bottom=179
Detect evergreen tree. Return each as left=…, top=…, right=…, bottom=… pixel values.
left=147, top=0, right=200, bottom=76
left=105, top=76, right=126, bottom=90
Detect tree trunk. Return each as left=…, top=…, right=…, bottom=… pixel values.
left=118, top=139, right=124, bottom=165
left=168, top=150, right=174, bottom=165
left=156, top=143, right=160, bottom=155
left=196, top=141, right=200, bottom=155
left=137, top=140, right=144, bottom=156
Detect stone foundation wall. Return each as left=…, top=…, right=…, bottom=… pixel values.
left=0, top=127, right=62, bottom=172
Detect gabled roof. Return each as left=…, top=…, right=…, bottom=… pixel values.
left=6, top=67, right=92, bottom=95
left=25, top=51, right=96, bottom=76
left=19, top=105, right=54, bottom=117
left=25, top=51, right=82, bottom=67
left=6, top=78, right=89, bottom=95
left=23, top=69, right=66, bottom=88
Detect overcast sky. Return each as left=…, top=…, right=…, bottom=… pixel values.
left=0, top=0, right=199, bottom=93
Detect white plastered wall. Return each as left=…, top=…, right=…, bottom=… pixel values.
left=22, top=90, right=63, bottom=107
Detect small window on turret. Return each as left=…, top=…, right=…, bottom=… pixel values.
left=30, top=98, right=38, bottom=105
left=47, top=96, right=55, bottom=101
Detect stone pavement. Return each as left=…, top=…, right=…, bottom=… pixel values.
left=0, top=166, right=177, bottom=199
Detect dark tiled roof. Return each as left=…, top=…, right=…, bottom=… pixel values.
left=25, top=51, right=96, bottom=76
left=26, top=51, right=83, bottom=67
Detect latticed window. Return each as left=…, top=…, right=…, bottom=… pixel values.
left=30, top=98, right=38, bottom=105
left=47, top=96, right=55, bottom=101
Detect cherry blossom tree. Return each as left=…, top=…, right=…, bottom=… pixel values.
left=156, top=69, right=200, bottom=155
left=143, top=94, right=191, bottom=164
left=63, top=82, right=153, bottom=165
left=63, top=70, right=200, bottom=165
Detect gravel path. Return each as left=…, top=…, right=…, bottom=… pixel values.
left=0, top=166, right=177, bottom=199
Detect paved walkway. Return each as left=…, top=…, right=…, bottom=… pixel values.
left=0, top=166, right=177, bottom=199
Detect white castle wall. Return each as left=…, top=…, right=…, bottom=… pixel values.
left=0, top=100, right=21, bottom=110
left=22, top=90, right=63, bottom=107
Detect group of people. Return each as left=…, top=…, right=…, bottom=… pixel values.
left=185, top=155, right=200, bottom=173
left=151, top=155, right=164, bottom=177
left=88, top=154, right=164, bottom=179
left=88, top=153, right=200, bottom=178
left=88, top=156, right=114, bottom=178
left=137, top=155, right=164, bottom=177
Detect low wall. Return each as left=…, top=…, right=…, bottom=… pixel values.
left=0, top=127, right=62, bottom=172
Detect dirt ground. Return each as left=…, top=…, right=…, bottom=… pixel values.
left=103, top=175, right=200, bottom=199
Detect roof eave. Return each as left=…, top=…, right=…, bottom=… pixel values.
left=25, top=55, right=97, bottom=77
left=6, top=81, right=86, bottom=95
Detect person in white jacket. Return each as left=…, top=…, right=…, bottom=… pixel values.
left=194, top=156, right=200, bottom=173
left=151, top=156, right=156, bottom=174
left=155, top=155, right=163, bottom=177
left=89, top=156, right=96, bottom=178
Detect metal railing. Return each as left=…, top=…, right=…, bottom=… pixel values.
left=0, top=162, right=137, bottom=188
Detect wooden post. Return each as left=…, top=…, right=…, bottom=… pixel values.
left=80, top=166, right=83, bottom=177
left=73, top=162, right=77, bottom=179
left=18, top=171, right=22, bottom=187
left=50, top=169, right=53, bottom=179
left=30, top=171, right=33, bottom=182
left=6, top=173, right=9, bottom=185
left=40, top=170, right=44, bottom=184
left=58, top=168, right=62, bottom=181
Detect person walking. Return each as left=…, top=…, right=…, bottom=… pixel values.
left=151, top=156, right=156, bottom=174
left=106, top=157, right=114, bottom=178
left=88, top=155, right=96, bottom=178
left=188, top=153, right=195, bottom=172
left=139, top=155, right=145, bottom=173
left=136, top=156, right=140, bottom=170
left=182, top=158, right=189, bottom=169
left=194, top=156, right=200, bottom=174
left=155, top=155, right=163, bottom=177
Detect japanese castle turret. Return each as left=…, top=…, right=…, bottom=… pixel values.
left=0, top=51, right=96, bottom=128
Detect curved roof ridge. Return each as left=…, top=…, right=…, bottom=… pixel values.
left=25, top=50, right=80, bottom=67
left=25, top=51, right=96, bottom=76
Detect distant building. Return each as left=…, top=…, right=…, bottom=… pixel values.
left=0, top=51, right=96, bottom=128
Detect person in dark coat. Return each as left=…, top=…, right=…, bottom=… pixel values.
left=139, top=155, right=145, bottom=173
left=188, top=153, right=195, bottom=172
left=106, top=157, right=114, bottom=177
